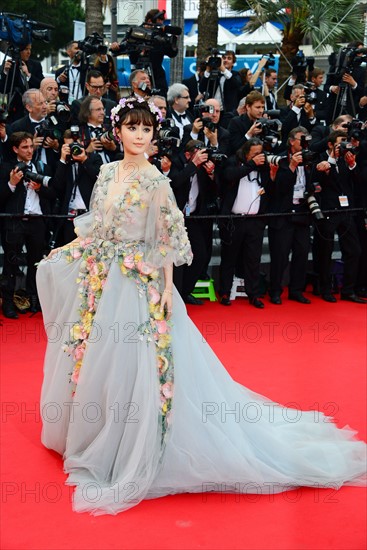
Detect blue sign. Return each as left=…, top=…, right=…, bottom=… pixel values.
left=116, top=55, right=279, bottom=87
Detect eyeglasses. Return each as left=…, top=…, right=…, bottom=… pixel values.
left=89, top=85, right=105, bottom=90
left=179, top=95, right=190, bottom=99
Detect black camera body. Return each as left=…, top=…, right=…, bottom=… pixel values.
left=77, top=33, right=107, bottom=56
left=16, top=161, right=51, bottom=187
left=206, top=48, right=223, bottom=71
left=256, top=118, right=282, bottom=151
left=300, top=135, right=318, bottom=165
left=90, top=127, right=114, bottom=142
left=193, top=103, right=217, bottom=132
left=329, top=46, right=367, bottom=83
left=194, top=143, right=227, bottom=164
left=155, top=119, right=180, bottom=158
left=345, top=119, right=365, bottom=140
left=35, top=116, right=62, bottom=141
left=302, top=82, right=318, bottom=105
left=339, top=141, right=359, bottom=157
left=113, top=24, right=180, bottom=56
left=291, top=50, right=315, bottom=82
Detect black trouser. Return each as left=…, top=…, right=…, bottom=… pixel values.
left=316, top=214, right=361, bottom=295
left=355, top=215, right=367, bottom=292
left=173, top=217, right=212, bottom=298
left=2, top=218, right=46, bottom=304
left=268, top=219, right=311, bottom=295
left=219, top=217, right=266, bottom=298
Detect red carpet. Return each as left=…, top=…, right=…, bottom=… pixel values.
left=1, top=292, right=366, bottom=550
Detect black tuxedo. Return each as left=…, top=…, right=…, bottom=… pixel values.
left=169, top=151, right=217, bottom=298
left=219, top=156, right=271, bottom=298
left=182, top=74, right=202, bottom=113
left=268, top=158, right=313, bottom=296
left=0, top=161, right=56, bottom=304
left=181, top=123, right=230, bottom=156
left=280, top=106, right=316, bottom=145
left=199, top=70, right=241, bottom=113
left=78, top=123, right=118, bottom=163
left=55, top=63, right=88, bottom=102
left=227, top=114, right=254, bottom=154
left=316, top=158, right=361, bottom=295
left=265, top=91, right=279, bottom=111
left=51, top=154, right=103, bottom=245
left=310, top=124, right=330, bottom=153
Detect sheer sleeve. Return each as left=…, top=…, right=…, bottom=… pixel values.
left=73, top=164, right=109, bottom=239
left=144, top=179, right=193, bottom=268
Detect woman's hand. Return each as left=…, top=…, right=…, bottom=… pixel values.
left=160, top=289, right=173, bottom=320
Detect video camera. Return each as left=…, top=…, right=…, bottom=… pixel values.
left=0, top=12, right=52, bottom=49
left=16, top=161, right=52, bottom=187
left=291, top=50, right=315, bottom=82
left=206, top=48, right=224, bottom=71
left=329, top=46, right=367, bottom=82
left=77, top=33, right=107, bottom=56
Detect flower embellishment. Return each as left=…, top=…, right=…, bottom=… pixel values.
left=110, top=96, right=162, bottom=139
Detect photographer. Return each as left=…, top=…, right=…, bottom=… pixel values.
left=110, top=9, right=178, bottom=95
left=0, top=43, right=44, bottom=122
left=310, top=114, right=352, bottom=154
left=315, top=130, right=365, bottom=303
left=9, top=89, right=59, bottom=168
left=199, top=50, right=241, bottom=113
left=218, top=138, right=272, bottom=308
left=55, top=40, right=88, bottom=104
left=182, top=98, right=230, bottom=155
left=280, top=84, right=317, bottom=146
left=51, top=129, right=103, bottom=246
left=130, top=69, right=153, bottom=99
left=169, top=139, right=218, bottom=305
left=69, top=70, right=117, bottom=125
left=167, top=83, right=194, bottom=138
left=78, top=95, right=118, bottom=164
left=268, top=127, right=317, bottom=305
left=227, top=91, right=265, bottom=153
left=40, top=77, right=60, bottom=115
left=0, top=132, right=56, bottom=318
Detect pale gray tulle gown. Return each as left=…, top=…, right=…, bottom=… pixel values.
left=37, top=162, right=366, bottom=515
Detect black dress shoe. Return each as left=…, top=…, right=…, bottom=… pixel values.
left=2, top=303, right=19, bottom=319
left=321, top=293, right=337, bottom=303
left=340, top=293, right=367, bottom=304
left=270, top=294, right=282, bottom=305
left=29, top=295, right=41, bottom=313
left=288, top=292, right=311, bottom=304
left=219, top=294, right=231, bottom=306
left=184, top=295, right=204, bottom=306
left=249, top=297, right=264, bottom=309
left=355, top=289, right=367, bottom=299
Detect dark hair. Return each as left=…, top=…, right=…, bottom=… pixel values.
left=112, top=97, right=159, bottom=133
left=237, top=138, right=263, bottom=162
left=224, top=50, right=236, bottom=63
left=328, top=130, right=347, bottom=146
left=287, top=126, right=309, bottom=147
left=245, top=91, right=265, bottom=106
left=87, top=70, right=104, bottom=83
left=10, top=131, right=33, bottom=149
left=145, top=9, right=163, bottom=23
left=184, top=139, right=204, bottom=154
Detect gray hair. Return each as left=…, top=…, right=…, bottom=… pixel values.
left=129, top=69, right=149, bottom=86
left=22, top=89, right=43, bottom=108
left=167, top=83, right=189, bottom=105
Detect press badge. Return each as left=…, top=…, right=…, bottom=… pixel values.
left=339, top=195, right=349, bottom=207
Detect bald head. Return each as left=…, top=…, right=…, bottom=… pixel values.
left=205, top=98, right=221, bottom=123
left=40, top=78, right=59, bottom=102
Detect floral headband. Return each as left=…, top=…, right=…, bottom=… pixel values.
left=110, top=96, right=162, bottom=139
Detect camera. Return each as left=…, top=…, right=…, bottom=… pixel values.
left=302, top=83, right=318, bottom=105
left=35, top=117, right=63, bottom=141
left=0, top=13, right=52, bottom=48
left=52, top=101, right=71, bottom=123
left=155, top=119, right=180, bottom=158
left=206, top=48, right=224, bottom=71
left=300, top=135, right=318, bottom=165
left=256, top=118, right=282, bottom=151
left=329, top=46, right=367, bottom=83
left=77, top=33, right=107, bottom=56
left=89, top=127, right=115, bottom=142
left=194, top=143, right=227, bottom=164
left=193, top=103, right=215, bottom=119
left=0, top=108, right=8, bottom=123
left=137, top=81, right=160, bottom=96
left=291, top=50, right=315, bottom=82
left=112, top=22, right=181, bottom=56
left=339, top=141, right=359, bottom=157
left=66, top=126, right=85, bottom=161
left=304, top=190, right=324, bottom=220
left=345, top=119, right=365, bottom=140
left=16, top=161, right=52, bottom=186
left=264, top=52, right=276, bottom=69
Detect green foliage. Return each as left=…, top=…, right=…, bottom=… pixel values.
left=229, top=0, right=363, bottom=51
left=1, top=0, right=85, bottom=59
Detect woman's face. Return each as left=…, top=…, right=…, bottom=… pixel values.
left=116, top=121, right=154, bottom=156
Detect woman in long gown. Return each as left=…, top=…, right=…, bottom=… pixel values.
left=37, top=97, right=366, bottom=516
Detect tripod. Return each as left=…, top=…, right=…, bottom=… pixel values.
left=332, top=81, right=356, bottom=119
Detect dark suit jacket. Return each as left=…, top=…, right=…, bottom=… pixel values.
left=55, top=63, right=88, bottom=101
left=220, top=155, right=271, bottom=215
left=280, top=107, right=316, bottom=144
left=51, top=155, right=103, bottom=213
left=227, top=114, right=254, bottom=154
left=199, top=70, right=241, bottom=113
left=317, top=158, right=361, bottom=211
left=181, top=124, right=230, bottom=155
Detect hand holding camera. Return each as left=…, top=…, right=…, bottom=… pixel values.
left=9, top=166, right=24, bottom=186
left=248, top=120, right=264, bottom=138
left=289, top=151, right=304, bottom=171
left=251, top=153, right=267, bottom=166
left=191, top=148, right=208, bottom=167
left=86, top=137, right=103, bottom=153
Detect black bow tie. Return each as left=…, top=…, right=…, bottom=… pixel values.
left=174, top=112, right=186, bottom=123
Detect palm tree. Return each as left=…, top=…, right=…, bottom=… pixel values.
left=170, top=0, right=184, bottom=84
left=197, top=0, right=219, bottom=66
left=229, top=0, right=364, bottom=95
left=85, top=0, right=104, bottom=36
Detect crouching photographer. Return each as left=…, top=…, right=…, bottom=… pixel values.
left=169, top=139, right=220, bottom=305
left=51, top=128, right=103, bottom=247
left=218, top=138, right=272, bottom=308
left=0, top=132, right=56, bottom=318
left=314, top=130, right=365, bottom=303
